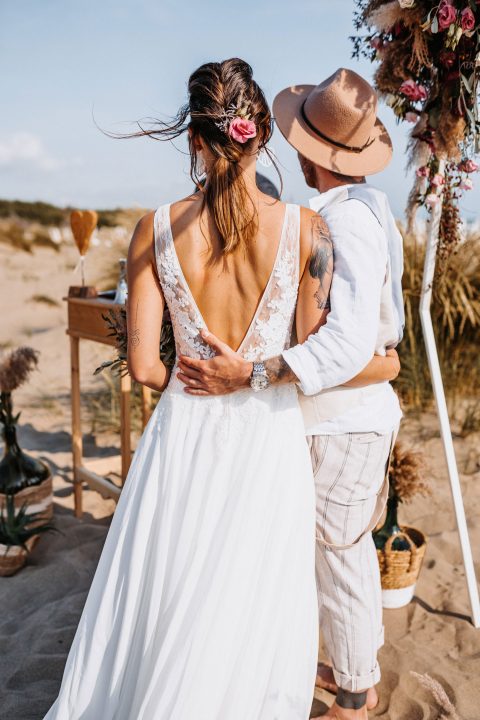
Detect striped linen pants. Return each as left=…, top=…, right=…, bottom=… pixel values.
left=308, top=430, right=396, bottom=692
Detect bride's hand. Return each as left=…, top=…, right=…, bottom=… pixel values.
left=342, top=348, right=400, bottom=388
left=177, top=330, right=253, bottom=395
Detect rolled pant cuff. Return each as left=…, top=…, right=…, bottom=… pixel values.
left=333, top=664, right=381, bottom=693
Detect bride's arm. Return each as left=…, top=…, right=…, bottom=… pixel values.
left=343, top=349, right=400, bottom=387
left=126, top=212, right=171, bottom=392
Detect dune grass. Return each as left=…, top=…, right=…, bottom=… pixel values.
left=394, top=230, right=480, bottom=432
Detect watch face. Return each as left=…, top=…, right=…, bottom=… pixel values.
left=251, top=373, right=269, bottom=392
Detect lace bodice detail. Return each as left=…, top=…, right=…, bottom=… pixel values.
left=153, top=203, right=300, bottom=364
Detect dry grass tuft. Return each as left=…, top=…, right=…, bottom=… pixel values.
left=410, top=672, right=462, bottom=719
left=395, top=229, right=480, bottom=428
left=0, top=347, right=39, bottom=393
left=29, top=294, right=60, bottom=307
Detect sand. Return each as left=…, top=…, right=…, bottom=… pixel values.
left=1, top=237, right=480, bottom=720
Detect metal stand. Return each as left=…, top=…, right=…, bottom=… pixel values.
left=419, top=187, right=480, bottom=627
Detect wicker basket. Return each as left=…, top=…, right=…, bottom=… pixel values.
left=0, top=475, right=53, bottom=528
left=376, top=526, right=427, bottom=607
left=0, top=536, right=37, bottom=577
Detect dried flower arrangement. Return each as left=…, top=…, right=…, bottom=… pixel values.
left=0, top=347, right=39, bottom=396
left=389, top=441, right=431, bottom=503
left=374, top=443, right=430, bottom=605
left=0, top=347, right=51, bottom=495
left=352, top=0, right=480, bottom=260
left=94, top=308, right=176, bottom=377
left=0, top=347, right=39, bottom=446
left=374, top=442, right=430, bottom=550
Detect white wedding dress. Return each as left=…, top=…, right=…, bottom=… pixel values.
left=44, top=203, right=318, bottom=720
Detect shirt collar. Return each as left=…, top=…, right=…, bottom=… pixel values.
left=309, top=182, right=369, bottom=213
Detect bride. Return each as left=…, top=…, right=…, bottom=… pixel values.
left=44, top=58, right=396, bottom=720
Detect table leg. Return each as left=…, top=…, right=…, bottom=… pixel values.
left=120, top=373, right=132, bottom=482
left=141, top=385, right=152, bottom=428
left=70, top=336, right=83, bottom=518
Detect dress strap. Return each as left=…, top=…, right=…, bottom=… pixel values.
left=283, top=204, right=301, bottom=281
left=153, top=203, right=172, bottom=261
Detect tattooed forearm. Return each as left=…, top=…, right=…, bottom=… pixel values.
left=309, top=215, right=333, bottom=310
left=130, top=301, right=140, bottom=350
left=264, top=356, right=299, bottom=386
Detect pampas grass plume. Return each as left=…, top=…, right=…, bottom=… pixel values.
left=411, top=672, right=462, bottom=720
left=0, top=347, right=39, bottom=393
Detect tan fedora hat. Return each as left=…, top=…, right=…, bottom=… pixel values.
left=273, top=68, right=393, bottom=176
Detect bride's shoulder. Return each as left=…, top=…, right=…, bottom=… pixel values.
left=128, top=211, right=155, bottom=261
left=169, top=193, right=202, bottom=220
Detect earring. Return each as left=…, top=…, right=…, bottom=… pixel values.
left=257, top=146, right=274, bottom=168
left=196, top=152, right=206, bottom=177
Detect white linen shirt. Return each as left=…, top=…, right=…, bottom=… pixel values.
left=282, top=184, right=403, bottom=435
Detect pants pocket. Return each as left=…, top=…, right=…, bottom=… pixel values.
left=349, top=431, right=384, bottom=445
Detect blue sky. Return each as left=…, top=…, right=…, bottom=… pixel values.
left=2, top=0, right=479, bottom=219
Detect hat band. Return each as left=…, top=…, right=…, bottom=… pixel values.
left=300, top=100, right=375, bottom=154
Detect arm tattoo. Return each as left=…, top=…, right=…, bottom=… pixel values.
left=264, top=356, right=298, bottom=386
left=309, top=215, right=333, bottom=310
left=130, top=301, right=140, bottom=350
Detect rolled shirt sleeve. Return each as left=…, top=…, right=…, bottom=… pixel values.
left=282, top=200, right=388, bottom=397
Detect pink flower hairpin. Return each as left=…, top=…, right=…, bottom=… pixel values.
left=214, top=102, right=257, bottom=144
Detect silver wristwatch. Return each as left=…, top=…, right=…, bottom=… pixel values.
left=250, top=362, right=270, bottom=392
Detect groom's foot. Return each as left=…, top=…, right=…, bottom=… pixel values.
left=315, top=664, right=378, bottom=711
left=312, top=689, right=369, bottom=719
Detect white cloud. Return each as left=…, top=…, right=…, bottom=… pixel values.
left=0, top=132, right=62, bottom=171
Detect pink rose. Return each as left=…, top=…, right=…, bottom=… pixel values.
left=460, top=7, right=475, bottom=31
left=425, top=193, right=440, bottom=207
left=431, top=173, right=445, bottom=186
left=460, top=178, right=474, bottom=190
left=405, top=111, right=419, bottom=123
left=458, top=159, right=479, bottom=173
left=399, top=79, right=428, bottom=102
left=416, top=165, right=430, bottom=178
left=438, top=0, right=457, bottom=30
left=228, top=117, right=257, bottom=144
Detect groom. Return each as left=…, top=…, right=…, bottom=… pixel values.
left=178, top=68, right=404, bottom=719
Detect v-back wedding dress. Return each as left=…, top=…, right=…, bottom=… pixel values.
left=44, top=203, right=318, bottom=720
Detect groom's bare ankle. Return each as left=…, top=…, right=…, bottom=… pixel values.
left=322, top=689, right=368, bottom=719
left=318, top=697, right=368, bottom=719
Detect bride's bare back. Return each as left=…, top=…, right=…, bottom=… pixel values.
left=170, top=192, right=295, bottom=352
left=126, top=189, right=332, bottom=392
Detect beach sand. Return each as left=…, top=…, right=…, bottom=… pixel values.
left=1, top=239, right=480, bottom=719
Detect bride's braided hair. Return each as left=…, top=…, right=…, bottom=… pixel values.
left=118, top=58, right=281, bottom=253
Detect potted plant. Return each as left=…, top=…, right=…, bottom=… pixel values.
left=0, top=347, right=53, bottom=525
left=0, top=494, right=57, bottom=576
left=374, top=442, right=430, bottom=608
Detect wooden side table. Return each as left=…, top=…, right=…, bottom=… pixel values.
left=66, top=296, right=152, bottom=517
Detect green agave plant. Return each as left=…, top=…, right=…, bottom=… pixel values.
left=0, top=494, right=58, bottom=552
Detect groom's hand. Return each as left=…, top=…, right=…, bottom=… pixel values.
left=177, top=330, right=253, bottom=396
